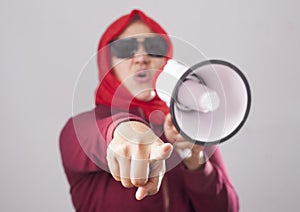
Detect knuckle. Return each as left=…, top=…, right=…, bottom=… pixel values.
left=131, top=178, right=147, bottom=187
left=121, top=178, right=134, bottom=188
left=112, top=174, right=121, bottom=181
left=116, top=143, right=129, bottom=156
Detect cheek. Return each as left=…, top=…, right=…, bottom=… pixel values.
left=152, top=58, right=166, bottom=69
left=111, top=58, right=131, bottom=81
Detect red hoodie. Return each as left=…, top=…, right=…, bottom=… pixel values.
left=59, top=9, right=239, bottom=212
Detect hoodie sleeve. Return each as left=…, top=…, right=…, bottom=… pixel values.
left=181, top=148, right=239, bottom=212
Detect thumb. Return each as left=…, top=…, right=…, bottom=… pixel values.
left=135, top=175, right=163, bottom=200
left=135, top=186, right=148, bottom=200
left=150, top=143, right=173, bottom=160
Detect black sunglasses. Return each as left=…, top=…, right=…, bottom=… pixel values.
left=109, top=36, right=168, bottom=59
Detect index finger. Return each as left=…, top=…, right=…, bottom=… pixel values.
left=149, top=142, right=173, bottom=161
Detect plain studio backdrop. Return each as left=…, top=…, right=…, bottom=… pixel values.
left=1, top=0, right=299, bottom=211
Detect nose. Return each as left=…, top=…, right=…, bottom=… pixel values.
left=132, top=42, right=150, bottom=64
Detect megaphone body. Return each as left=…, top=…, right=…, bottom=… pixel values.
left=154, top=59, right=251, bottom=145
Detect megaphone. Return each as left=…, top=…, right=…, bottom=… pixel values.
left=153, top=59, right=251, bottom=145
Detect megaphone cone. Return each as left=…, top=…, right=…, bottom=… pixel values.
left=154, top=59, right=251, bottom=145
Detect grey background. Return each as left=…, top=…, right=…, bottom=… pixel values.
left=1, top=0, right=299, bottom=211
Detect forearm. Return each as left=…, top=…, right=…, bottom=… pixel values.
left=59, top=117, right=106, bottom=173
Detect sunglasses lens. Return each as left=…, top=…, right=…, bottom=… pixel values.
left=144, top=36, right=168, bottom=57
left=110, top=36, right=168, bottom=58
left=110, top=38, right=137, bottom=58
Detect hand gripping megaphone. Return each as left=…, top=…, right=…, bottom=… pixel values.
left=153, top=59, right=251, bottom=145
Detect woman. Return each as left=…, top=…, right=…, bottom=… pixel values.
left=60, top=9, right=239, bottom=212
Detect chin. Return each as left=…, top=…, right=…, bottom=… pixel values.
left=134, top=90, right=156, bottom=101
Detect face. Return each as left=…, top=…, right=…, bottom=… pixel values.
left=110, top=20, right=167, bottom=101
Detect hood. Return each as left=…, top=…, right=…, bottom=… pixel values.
left=95, top=9, right=173, bottom=124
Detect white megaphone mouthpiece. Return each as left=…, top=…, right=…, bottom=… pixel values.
left=153, top=59, right=251, bottom=145
left=177, top=78, right=220, bottom=113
